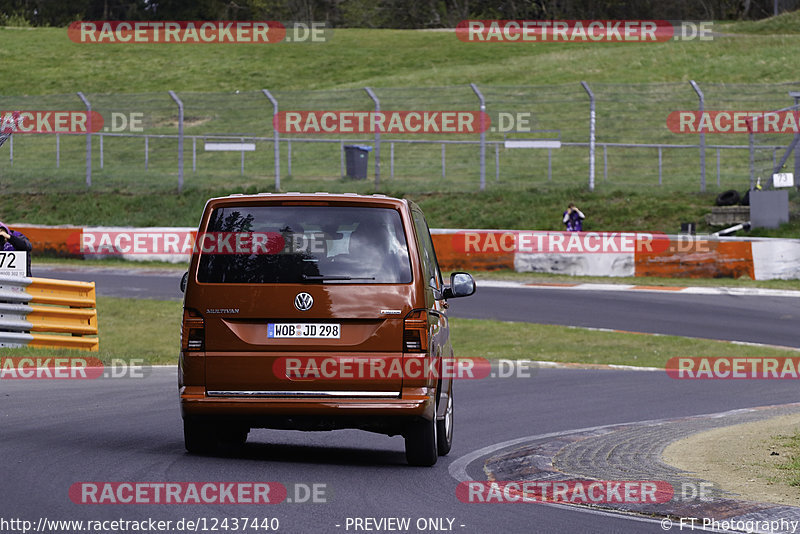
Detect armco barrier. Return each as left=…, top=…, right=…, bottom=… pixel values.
left=0, top=276, right=98, bottom=351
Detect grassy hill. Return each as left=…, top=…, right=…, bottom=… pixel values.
left=0, top=17, right=799, bottom=236
left=1, top=22, right=799, bottom=94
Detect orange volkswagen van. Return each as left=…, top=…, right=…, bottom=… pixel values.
left=179, top=193, right=475, bottom=466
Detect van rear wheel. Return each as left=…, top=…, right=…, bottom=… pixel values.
left=405, top=416, right=438, bottom=466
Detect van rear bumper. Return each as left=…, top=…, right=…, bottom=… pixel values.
left=180, top=386, right=435, bottom=435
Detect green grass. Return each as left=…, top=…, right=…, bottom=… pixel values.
left=776, top=431, right=800, bottom=486
left=5, top=186, right=799, bottom=238
left=721, top=11, right=800, bottom=34
left=0, top=23, right=798, bottom=196
left=3, top=298, right=794, bottom=368
left=1, top=23, right=799, bottom=242
left=450, top=318, right=798, bottom=366
left=0, top=26, right=798, bottom=95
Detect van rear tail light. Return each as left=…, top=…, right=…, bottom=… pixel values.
left=403, top=309, right=428, bottom=353
left=181, top=308, right=205, bottom=351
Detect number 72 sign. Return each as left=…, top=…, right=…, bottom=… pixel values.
left=0, top=251, right=26, bottom=277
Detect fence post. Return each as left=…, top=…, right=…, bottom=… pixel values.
left=76, top=92, right=91, bottom=188
left=658, top=146, right=662, bottom=185
left=749, top=131, right=755, bottom=189
left=793, top=92, right=800, bottom=180
left=495, top=143, right=499, bottom=182
left=470, top=83, right=486, bottom=191
left=168, top=90, right=184, bottom=193
left=689, top=80, right=706, bottom=192
left=240, top=136, right=245, bottom=175
left=580, top=82, right=595, bottom=191
left=364, top=87, right=381, bottom=190
left=441, top=144, right=446, bottom=179
left=169, top=91, right=183, bottom=193
left=261, top=89, right=280, bottom=190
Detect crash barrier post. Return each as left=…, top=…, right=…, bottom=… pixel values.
left=0, top=276, right=98, bottom=351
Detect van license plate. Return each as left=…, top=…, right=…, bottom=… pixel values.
left=268, top=323, right=341, bottom=339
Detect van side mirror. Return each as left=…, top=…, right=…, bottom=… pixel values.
left=180, top=271, right=188, bottom=293
left=442, top=272, right=475, bottom=299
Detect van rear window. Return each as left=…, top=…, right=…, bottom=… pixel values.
left=197, top=206, right=413, bottom=284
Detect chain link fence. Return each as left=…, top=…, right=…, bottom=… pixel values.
left=2, top=81, right=799, bottom=193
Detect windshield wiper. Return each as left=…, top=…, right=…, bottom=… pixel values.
left=301, top=274, right=376, bottom=281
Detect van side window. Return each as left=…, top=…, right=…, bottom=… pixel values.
left=412, top=211, right=442, bottom=291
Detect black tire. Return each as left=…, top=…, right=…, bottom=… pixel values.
left=184, top=419, right=215, bottom=454
left=716, top=189, right=740, bottom=206
left=740, top=190, right=751, bottom=206
left=436, top=392, right=453, bottom=456
left=405, top=416, right=438, bottom=466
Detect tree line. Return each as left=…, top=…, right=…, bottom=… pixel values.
left=1, top=0, right=795, bottom=28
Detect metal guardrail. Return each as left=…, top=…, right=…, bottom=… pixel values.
left=0, top=276, right=98, bottom=351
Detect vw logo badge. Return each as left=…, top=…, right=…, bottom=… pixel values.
left=294, top=292, right=314, bottom=311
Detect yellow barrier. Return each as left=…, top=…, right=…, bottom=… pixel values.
left=0, top=276, right=99, bottom=352
left=28, top=333, right=99, bottom=351
left=28, top=306, right=98, bottom=335
left=27, top=278, right=97, bottom=308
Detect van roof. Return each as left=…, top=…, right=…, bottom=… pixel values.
left=205, top=192, right=408, bottom=209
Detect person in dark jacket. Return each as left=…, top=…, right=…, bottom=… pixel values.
left=0, top=222, right=32, bottom=276
left=562, top=203, right=585, bottom=232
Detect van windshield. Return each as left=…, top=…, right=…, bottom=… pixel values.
left=197, top=205, right=413, bottom=284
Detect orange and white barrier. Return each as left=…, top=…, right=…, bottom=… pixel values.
left=430, top=230, right=800, bottom=281
left=10, top=224, right=800, bottom=281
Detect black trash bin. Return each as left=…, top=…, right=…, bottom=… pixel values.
left=344, top=145, right=372, bottom=179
